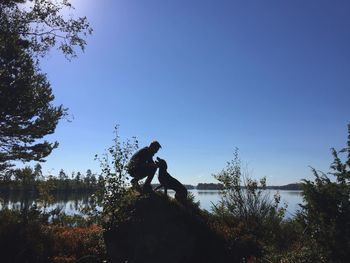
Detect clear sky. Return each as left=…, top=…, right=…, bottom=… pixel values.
left=38, top=0, right=350, bottom=185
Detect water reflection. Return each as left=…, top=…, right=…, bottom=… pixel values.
left=191, top=190, right=303, bottom=218
left=0, top=192, right=98, bottom=215
left=0, top=190, right=303, bottom=218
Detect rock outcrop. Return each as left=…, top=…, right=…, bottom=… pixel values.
left=103, top=191, right=231, bottom=263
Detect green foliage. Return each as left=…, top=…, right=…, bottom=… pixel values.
left=0, top=207, right=53, bottom=263
left=212, top=148, right=286, bottom=260
left=300, top=123, right=350, bottom=262
left=0, top=32, right=65, bottom=171
left=268, top=243, right=328, bottom=263
left=0, top=0, right=92, bottom=59
left=0, top=0, right=91, bottom=172
left=14, top=166, right=36, bottom=185
left=213, top=148, right=285, bottom=223
left=36, top=178, right=56, bottom=210
left=95, top=125, right=138, bottom=228
left=0, top=208, right=105, bottom=263
left=34, top=163, right=43, bottom=180
left=0, top=166, right=102, bottom=195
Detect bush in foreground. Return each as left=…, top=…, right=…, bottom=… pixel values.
left=0, top=208, right=105, bottom=263
left=300, top=124, right=350, bottom=262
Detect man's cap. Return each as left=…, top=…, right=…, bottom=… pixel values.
left=150, top=141, right=162, bottom=148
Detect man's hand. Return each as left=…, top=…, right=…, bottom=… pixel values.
left=148, top=162, right=157, bottom=169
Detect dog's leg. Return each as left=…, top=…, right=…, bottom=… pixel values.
left=164, top=187, right=167, bottom=196
left=154, top=185, right=162, bottom=191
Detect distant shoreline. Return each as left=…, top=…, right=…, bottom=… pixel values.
left=153, top=183, right=302, bottom=191
left=0, top=181, right=302, bottom=194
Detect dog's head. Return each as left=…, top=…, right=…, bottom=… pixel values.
left=155, top=157, right=167, bottom=170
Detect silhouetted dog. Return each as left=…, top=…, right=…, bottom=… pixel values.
left=154, top=157, right=188, bottom=204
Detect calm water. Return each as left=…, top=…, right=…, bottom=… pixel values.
left=0, top=190, right=303, bottom=219
left=190, top=190, right=303, bottom=218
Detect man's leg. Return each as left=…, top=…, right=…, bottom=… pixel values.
left=143, top=165, right=157, bottom=192
left=129, top=169, right=144, bottom=192
left=131, top=177, right=139, bottom=188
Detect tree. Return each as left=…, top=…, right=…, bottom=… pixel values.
left=0, top=34, right=65, bottom=171
left=33, top=163, right=43, bottom=180
left=76, top=171, right=82, bottom=184
left=14, top=166, right=35, bottom=186
left=0, top=0, right=92, bottom=171
left=70, top=171, right=75, bottom=180
left=300, top=123, right=350, bottom=262
left=1, top=0, right=92, bottom=59
left=85, top=169, right=92, bottom=185
left=58, top=169, right=67, bottom=180
left=90, top=174, right=97, bottom=186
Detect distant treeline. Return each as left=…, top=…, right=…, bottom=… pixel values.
left=0, top=165, right=103, bottom=194
left=266, top=183, right=302, bottom=190
left=196, top=183, right=224, bottom=190
left=0, top=163, right=302, bottom=193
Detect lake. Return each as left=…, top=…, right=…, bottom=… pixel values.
left=0, top=190, right=303, bottom=219
left=191, top=189, right=303, bottom=218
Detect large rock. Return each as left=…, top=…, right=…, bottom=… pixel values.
left=103, top=191, right=232, bottom=263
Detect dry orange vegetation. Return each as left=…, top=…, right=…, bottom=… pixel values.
left=45, top=225, right=105, bottom=263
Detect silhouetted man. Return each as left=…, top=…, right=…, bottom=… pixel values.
left=127, top=141, right=161, bottom=192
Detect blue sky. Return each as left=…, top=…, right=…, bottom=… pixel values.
left=38, top=0, right=350, bottom=185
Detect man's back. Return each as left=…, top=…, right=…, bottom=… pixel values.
left=128, top=147, right=153, bottom=172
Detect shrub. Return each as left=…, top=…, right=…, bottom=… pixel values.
left=95, top=125, right=138, bottom=229
left=300, top=124, right=350, bottom=262
left=0, top=208, right=106, bottom=263
left=48, top=225, right=105, bottom=263
left=212, top=148, right=286, bottom=260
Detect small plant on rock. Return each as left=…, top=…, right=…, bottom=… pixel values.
left=95, top=125, right=138, bottom=228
